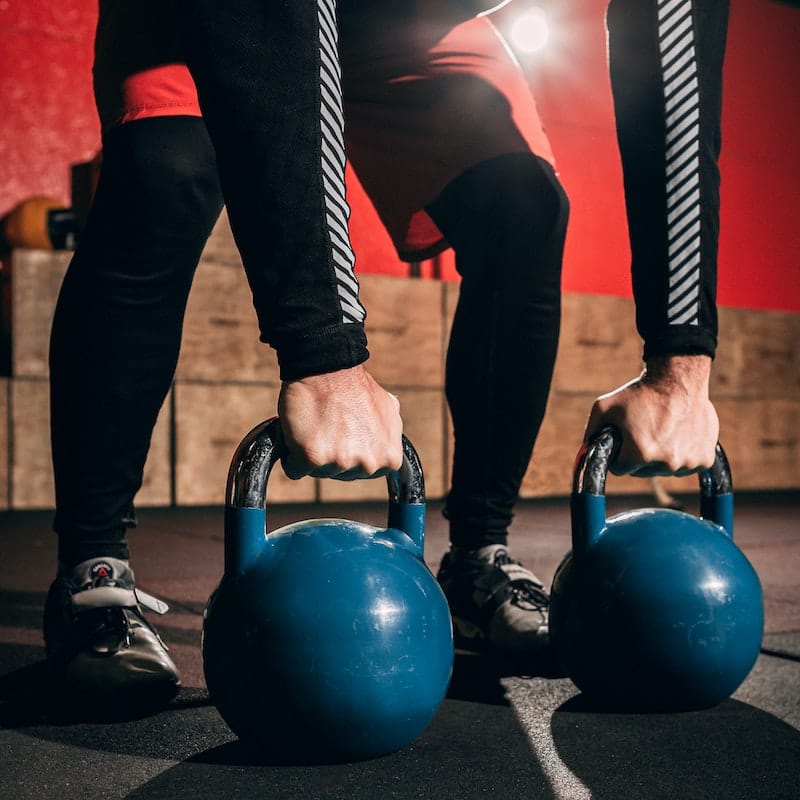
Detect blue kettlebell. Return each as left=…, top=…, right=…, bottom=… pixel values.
left=202, top=418, right=454, bottom=763
left=549, top=428, right=764, bottom=711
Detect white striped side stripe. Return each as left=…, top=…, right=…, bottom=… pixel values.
left=316, top=0, right=365, bottom=324
left=658, top=0, right=701, bottom=326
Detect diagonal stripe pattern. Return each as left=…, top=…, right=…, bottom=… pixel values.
left=658, top=0, right=701, bottom=326
left=316, top=0, right=365, bottom=324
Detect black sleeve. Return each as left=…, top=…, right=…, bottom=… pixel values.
left=180, top=0, right=369, bottom=381
left=606, top=0, right=729, bottom=360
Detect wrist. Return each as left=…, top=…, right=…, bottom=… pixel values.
left=643, top=354, right=712, bottom=395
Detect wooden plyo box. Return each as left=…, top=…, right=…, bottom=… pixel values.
left=10, top=378, right=172, bottom=510
left=359, top=274, right=445, bottom=389
left=10, top=249, right=70, bottom=378
left=3, top=240, right=799, bottom=509
left=201, top=208, right=241, bottom=269
left=551, top=293, right=642, bottom=394
left=173, top=381, right=316, bottom=506
left=714, top=307, right=800, bottom=399
left=176, top=260, right=279, bottom=384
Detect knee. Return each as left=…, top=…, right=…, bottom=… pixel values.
left=476, top=154, right=569, bottom=242
left=98, top=116, right=224, bottom=232
left=429, top=153, right=569, bottom=291
left=431, top=153, right=569, bottom=252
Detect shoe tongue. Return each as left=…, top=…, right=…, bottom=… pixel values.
left=69, top=557, right=132, bottom=588
left=475, top=544, right=511, bottom=565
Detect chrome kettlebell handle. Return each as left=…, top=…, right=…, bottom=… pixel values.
left=574, top=428, right=732, bottom=497
left=224, top=418, right=427, bottom=573
left=227, top=417, right=424, bottom=508
left=572, top=427, right=734, bottom=551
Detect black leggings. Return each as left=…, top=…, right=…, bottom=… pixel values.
left=50, top=117, right=566, bottom=563
left=426, top=154, right=567, bottom=548
left=50, top=118, right=224, bottom=564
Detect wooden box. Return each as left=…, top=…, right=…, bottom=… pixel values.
left=552, top=293, right=642, bottom=395
left=201, top=208, right=242, bottom=268
left=10, top=378, right=171, bottom=509
left=716, top=397, right=800, bottom=490
left=176, top=260, right=280, bottom=384
left=359, top=274, right=445, bottom=389
left=173, top=381, right=316, bottom=506
left=10, top=249, right=70, bottom=378
left=714, top=307, right=800, bottom=399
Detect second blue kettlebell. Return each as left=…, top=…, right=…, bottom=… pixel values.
left=202, top=418, right=454, bottom=763
left=549, top=428, right=764, bottom=711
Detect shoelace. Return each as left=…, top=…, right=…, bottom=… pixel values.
left=84, top=606, right=133, bottom=654
left=69, top=574, right=168, bottom=654
left=491, top=550, right=550, bottom=613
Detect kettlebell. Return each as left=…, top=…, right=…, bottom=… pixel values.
left=202, top=418, right=454, bottom=763
left=549, top=428, right=764, bottom=711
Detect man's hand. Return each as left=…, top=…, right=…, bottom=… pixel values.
left=277, top=364, right=403, bottom=480
left=584, top=355, right=719, bottom=476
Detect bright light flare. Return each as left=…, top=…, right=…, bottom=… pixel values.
left=509, top=8, right=550, bottom=54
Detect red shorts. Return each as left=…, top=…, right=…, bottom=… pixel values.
left=94, top=4, right=554, bottom=261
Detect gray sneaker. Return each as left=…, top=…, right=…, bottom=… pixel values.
left=437, top=544, right=549, bottom=653
left=43, top=557, right=180, bottom=704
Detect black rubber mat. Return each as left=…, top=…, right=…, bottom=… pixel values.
left=2, top=495, right=798, bottom=799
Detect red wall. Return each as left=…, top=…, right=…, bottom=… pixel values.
left=1, top=0, right=797, bottom=312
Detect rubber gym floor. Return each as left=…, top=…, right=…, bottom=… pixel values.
left=1, top=491, right=798, bottom=800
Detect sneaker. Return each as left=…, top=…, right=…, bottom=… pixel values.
left=436, top=544, right=549, bottom=654
left=43, top=557, right=180, bottom=704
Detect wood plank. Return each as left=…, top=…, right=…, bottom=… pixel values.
left=551, top=293, right=642, bottom=395
left=10, top=249, right=69, bottom=378
left=359, top=274, right=445, bottom=389
left=10, top=378, right=172, bottom=509
left=714, top=307, right=800, bottom=399
left=173, top=381, right=316, bottom=506
left=200, top=207, right=241, bottom=268
left=176, top=261, right=279, bottom=384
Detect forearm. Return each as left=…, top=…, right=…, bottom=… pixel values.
left=182, top=0, right=369, bottom=380
left=607, top=0, right=729, bottom=360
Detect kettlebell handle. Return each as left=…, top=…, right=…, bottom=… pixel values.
left=572, top=427, right=734, bottom=552
left=224, top=417, right=426, bottom=573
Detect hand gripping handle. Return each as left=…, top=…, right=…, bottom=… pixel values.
left=224, top=417, right=426, bottom=573
left=571, top=427, right=734, bottom=554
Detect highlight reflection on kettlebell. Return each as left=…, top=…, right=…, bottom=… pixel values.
left=202, top=417, right=454, bottom=764
left=550, top=427, right=764, bottom=712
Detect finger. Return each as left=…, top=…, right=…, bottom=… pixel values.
left=625, top=462, right=671, bottom=478
left=627, top=463, right=699, bottom=479
left=280, top=456, right=312, bottom=480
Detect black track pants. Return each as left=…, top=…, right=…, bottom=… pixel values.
left=50, top=117, right=223, bottom=565
left=426, top=154, right=569, bottom=548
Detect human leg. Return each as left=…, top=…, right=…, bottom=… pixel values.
left=427, top=154, right=567, bottom=549
left=426, top=153, right=568, bottom=652
left=46, top=115, right=223, bottom=698
left=340, top=10, right=567, bottom=652
left=50, top=116, right=222, bottom=566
